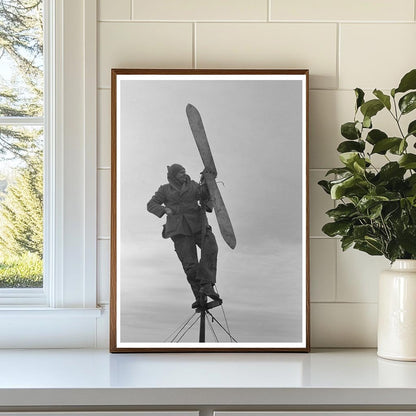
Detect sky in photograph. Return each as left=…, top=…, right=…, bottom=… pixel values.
left=117, top=77, right=304, bottom=344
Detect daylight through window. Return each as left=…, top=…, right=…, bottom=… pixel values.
left=0, top=0, right=44, bottom=289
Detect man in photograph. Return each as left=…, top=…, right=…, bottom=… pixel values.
left=147, top=164, right=220, bottom=309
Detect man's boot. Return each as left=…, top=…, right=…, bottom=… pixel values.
left=186, top=273, right=202, bottom=308
left=199, top=283, right=220, bottom=300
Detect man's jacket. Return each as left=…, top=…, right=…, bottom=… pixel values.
left=147, top=179, right=211, bottom=238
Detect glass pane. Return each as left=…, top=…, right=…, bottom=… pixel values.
left=0, top=0, right=44, bottom=117
left=0, top=126, right=43, bottom=288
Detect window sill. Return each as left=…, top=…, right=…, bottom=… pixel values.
left=0, top=288, right=47, bottom=306
left=0, top=307, right=104, bottom=348
left=0, top=306, right=102, bottom=316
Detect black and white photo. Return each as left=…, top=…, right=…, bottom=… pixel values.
left=110, top=69, right=309, bottom=352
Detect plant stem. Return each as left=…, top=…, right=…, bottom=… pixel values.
left=368, top=162, right=379, bottom=173
left=396, top=118, right=406, bottom=139
left=390, top=97, right=407, bottom=139
left=393, top=95, right=399, bottom=120
left=379, top=214, right=391, bottom=241
left=365, top=239, right=384, bottom=255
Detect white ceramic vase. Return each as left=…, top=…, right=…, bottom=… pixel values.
left=378, top=259, right=416, bottom=361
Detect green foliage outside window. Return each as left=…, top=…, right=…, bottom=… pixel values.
left=0, top=0, right=44, bottom=288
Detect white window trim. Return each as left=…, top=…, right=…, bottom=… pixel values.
left=50, top=0, right=97, bottom=309
left=0, top=0, right=101, bottom=348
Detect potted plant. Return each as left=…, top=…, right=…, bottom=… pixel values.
left=319, top=68, right=416, bottom=361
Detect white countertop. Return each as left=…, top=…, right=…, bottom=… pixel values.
left=0, top=349, right=416, bottom=408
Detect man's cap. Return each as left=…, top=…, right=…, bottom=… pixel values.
left=167, top=164, right=185, bottom=178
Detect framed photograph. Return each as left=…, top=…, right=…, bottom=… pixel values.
left=110, top=69, right=309, bottom=352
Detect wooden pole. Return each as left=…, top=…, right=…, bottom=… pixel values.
left=199, top=295, right=206, bottom=342
left=199, top=309, right=206, bottom=343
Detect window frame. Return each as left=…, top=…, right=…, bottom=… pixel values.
left=0, top=0, right=100, bottom=348
left=0, top=1, right=48, bottom=305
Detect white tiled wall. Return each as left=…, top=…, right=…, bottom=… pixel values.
left=96, top=0, right=416, bottom=347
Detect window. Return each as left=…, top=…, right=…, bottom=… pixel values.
left=0, top=0, right=101, bottom=347
left=0, top=0, right=44, bottom=293
left=0, top=0, right=48, bottom=307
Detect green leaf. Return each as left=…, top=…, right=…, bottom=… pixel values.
left=330, top=182, right=348, bottom=200
left=337, top=140, right=365, bottom=153
left=371, top=137, right=402, bottom=154
left=378, top=162, right=406, bottom=181
left=363, top=116, right=372, bottom=129
left=410, top=206, right=416, bottom=221
left=384, top=203, right=400, bottom=222
left=396, top=69, right=416, bottom=94
left=374, top=184, right=388, bottom=195
left=390, top=139, right=408, bottom=155
left=339, top=152, right=359, bottom=166
left=399, top=92, right=416, bottom=115
left=365, top=236, right=384, bottom=251
left=339, top=152, right=360, bottom=166
left=405, top=175, right=416, bottom=196
left=399, top=154, right=416, bottom=169
left=407, top=120, right=416, bottom=137
left=373, top=89, right=391, bottom=110
left=398, top=227, right=416, bottom=255
left=384, top=191, right=402, bottom=201
left=369, top=203, right=383, bottom=219
left=366, top=129, right=387, bottom=145
left=360, top=99, right=384, bottom=119
left=386, top=240, right=402, bottom=262
left=330, top=176, right=358, bottom=199
left=355, top=88, right=365, bottom=110
left=357, top=195, right=389, bottom=211
left=407, top=196, right=416, bottom=207
left=353, top=224, right=373, bottom=240
left=325, top=167, right=352, bottom=176
left=389, top=139, right=407, bottom=155
left=354, top=241, right=383, bottom=256
left=400, top=198, right=410, bottom=210
left=406, top=174, right=416, bottom=187
left=391, top=88, right=396, bottom=97
left=326, top=203, right=357, bottom=220
left=341, top=235, right=355, bottom=251
left=318, top=180, right=331, bottom=195
left=329, top=175, right=354, bottom=186
left=353, top=158, right=366, bottom=174
left=322, top=221, right=351, bottom=237
left=341, top=122, right=361, bottom=140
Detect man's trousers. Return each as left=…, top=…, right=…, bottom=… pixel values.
left=172, top=229, right=218, bottom=299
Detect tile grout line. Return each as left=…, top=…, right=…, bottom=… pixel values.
left=268, top=0, right=271, bottom=22
left=98, top=19, right=415, bottom=24
left=311, top=301, right=378, bottom=305
left=193, top=22, right=197, bottom=68
left=334, top=229, right=338, bottom=303
left=130, top=0, right=133, bottom=20
left=336, top=22, right=340, bottom=90
left=96, top=87, right=393, bottom=93
left=310, top=236, right=339, bottom=239
left=332, top=168, right=338, bottom=302
left=309, top=168, right=337, bottom=171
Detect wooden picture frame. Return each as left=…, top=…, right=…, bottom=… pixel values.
left=110, top=69, right=310, bottom=352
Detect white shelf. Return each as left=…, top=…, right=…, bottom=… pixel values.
left=0, top=349, right=415, bottom=410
